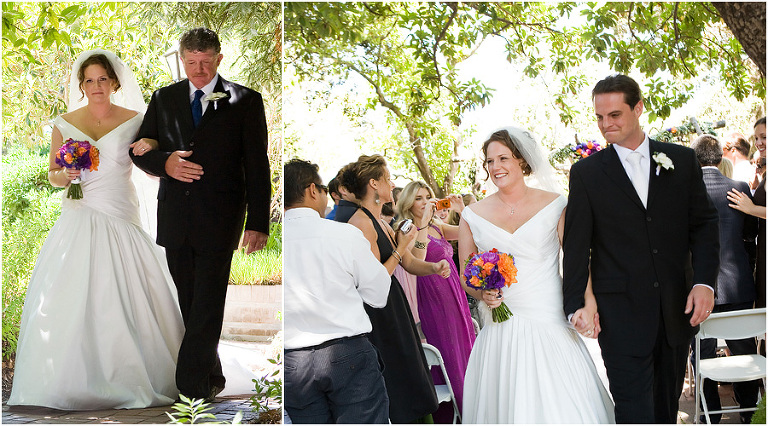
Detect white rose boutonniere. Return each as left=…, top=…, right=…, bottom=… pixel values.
left=652, top=152, right=674, bottom=176
left=203, top=92, right=229, bottom=110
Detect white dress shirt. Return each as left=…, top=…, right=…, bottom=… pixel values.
left=284, top=207, right=391, bottom=350
left=613, top=134, right=651, bottom=191
left=188, top=74, right=220, bottom=115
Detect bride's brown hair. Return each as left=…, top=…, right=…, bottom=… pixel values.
left=77, top=54, right=121, bottom=99
left=481, top=130, right=532, bottom=179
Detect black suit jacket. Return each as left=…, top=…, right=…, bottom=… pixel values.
left=563, top=140, right=719, bottom=356
left=701, top=168, right=757, bottom=305
left=130, top=77, right=270, bottom=251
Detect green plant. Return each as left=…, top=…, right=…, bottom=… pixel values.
left=752, top=397, right=766, bottom=424
left=2, top=149, right=61, bottom=360
left=229, top=249, right=282, bottom=286
left=166, top=394, right=242, bottom=424
left=250, top=351, right=282, bottom=413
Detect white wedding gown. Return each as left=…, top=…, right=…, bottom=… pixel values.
left=462, top=196, right=615, bottom=423
left=7, top=114, right=185, bottom=410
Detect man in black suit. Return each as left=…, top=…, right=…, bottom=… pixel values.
left=130, top=28, right=270, bottom=400
left=563, top=74, right=720, bottom=423
left=690, top=134, right=759, bottom=424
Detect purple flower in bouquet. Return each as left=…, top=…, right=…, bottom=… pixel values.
left=55, top=138, right=99, bottom=199
left=463, top=248, right=518, bottom=323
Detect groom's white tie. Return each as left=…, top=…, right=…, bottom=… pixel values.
left=626, top=150, right=648, bottom=207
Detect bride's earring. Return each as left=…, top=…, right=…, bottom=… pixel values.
left=374, top=191, right=381, bottom=205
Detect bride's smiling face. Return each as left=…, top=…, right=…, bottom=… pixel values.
left=485, top=141, right=524, bottom=188
left=82, top=64, right=116, bottom=103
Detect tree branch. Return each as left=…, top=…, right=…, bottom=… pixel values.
left=672, top=3, right=696, bottom=76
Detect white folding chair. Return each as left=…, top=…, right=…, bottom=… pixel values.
left=694, top=308, right=766, bottom=424
left=471, top=317, right=481, bottom=336
left=421, top=343, right=461, bottom=424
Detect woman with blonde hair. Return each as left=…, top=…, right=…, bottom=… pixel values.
left=397, top=180, right=476, bottom=421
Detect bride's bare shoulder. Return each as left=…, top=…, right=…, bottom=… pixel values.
left=60, top=108, right=85, bottom=121
left=530, top=188, right=561, bottom=204
left=467, top=195, right=495, bottom=215
left=113, top=105, right=139, bottom=120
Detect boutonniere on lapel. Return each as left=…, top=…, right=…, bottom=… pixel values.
left=203, top=92, right=229, bottom=110
left=652, top=152, right=674, bottom=176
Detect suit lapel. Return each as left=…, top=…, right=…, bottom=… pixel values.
left=647, top=139, right=668, bottom=209
left=602, top=144, right=645, bottom=210
left=197, top=78, right=230, bottom=130
left=173, top=81, right=195, bottom=147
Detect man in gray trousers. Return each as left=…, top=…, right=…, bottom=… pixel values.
left=283, top=158, right=391, bottom=423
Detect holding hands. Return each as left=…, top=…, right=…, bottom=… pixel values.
left=571, top=307, right=601, bottom=339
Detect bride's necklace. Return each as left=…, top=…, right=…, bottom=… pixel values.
left=89, top=104, right=114, bottom=127
left=497, top=189, right=528, bottom=215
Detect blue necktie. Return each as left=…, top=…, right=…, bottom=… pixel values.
left=191, top=89, right=204, bottom=128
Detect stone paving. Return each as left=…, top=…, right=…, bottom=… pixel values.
left=678, top=379, right=749, bottom=424
left=2, top=340, right=279, bottom=424
left=2, top=395, right=259, bottom=424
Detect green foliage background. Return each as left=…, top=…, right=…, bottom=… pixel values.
left=2, top=2, right=282, bottom=360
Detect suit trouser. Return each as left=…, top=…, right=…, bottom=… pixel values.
left=166, top=245, right=233, bottom=398
left=285, top=336, right=389, bottom=424
left=603, top=316, right=688, bottom=423
left=692, top=302, right=759, bottom=423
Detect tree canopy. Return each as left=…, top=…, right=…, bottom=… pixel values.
left=285, top=2, right=765, bottom=196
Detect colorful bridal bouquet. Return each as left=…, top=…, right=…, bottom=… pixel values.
left=572, top=140, right=604, bottom=160
left=55, top=138, right=99, bottom=200
left=463, top=248, right=518, bottom=323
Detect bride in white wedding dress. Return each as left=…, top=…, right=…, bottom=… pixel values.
left=7, top=50, right=184, bottom=410
left=459, top=127, right=615, bottom=423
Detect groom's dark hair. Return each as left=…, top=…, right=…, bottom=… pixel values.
left=691, top=135, right=723, bottom=167
left=179, top=28, right=221, bottom=55
left=285, top=158, right=322, bottom=208
left=592, top=74, right=643, bottom=109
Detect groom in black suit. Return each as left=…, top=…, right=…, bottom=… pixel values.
left=563, top=74, right=719, bottom=423
left=130, top=28, right=270, bottom=399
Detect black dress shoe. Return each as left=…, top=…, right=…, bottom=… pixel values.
left=204, top=385, right=225, bottom=403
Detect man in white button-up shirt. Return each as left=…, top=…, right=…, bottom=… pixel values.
left=284, top=158, right=391, bottom=423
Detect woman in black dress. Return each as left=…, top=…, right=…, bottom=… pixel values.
left=728, top=117, right=766, bottom=309
left=340, top=154, right=450, bottom=423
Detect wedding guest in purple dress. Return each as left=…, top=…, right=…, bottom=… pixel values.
left=396, top=181, right=476, bottom=421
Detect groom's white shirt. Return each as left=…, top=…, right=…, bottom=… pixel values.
left=612, top=133, right=651, bottom=187
left=188, top=74, right=220, bottom=115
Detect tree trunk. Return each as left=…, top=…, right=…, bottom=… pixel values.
left=713, top=2, right=766, bottom=77
left=407, top=123, right=444, bottom=198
